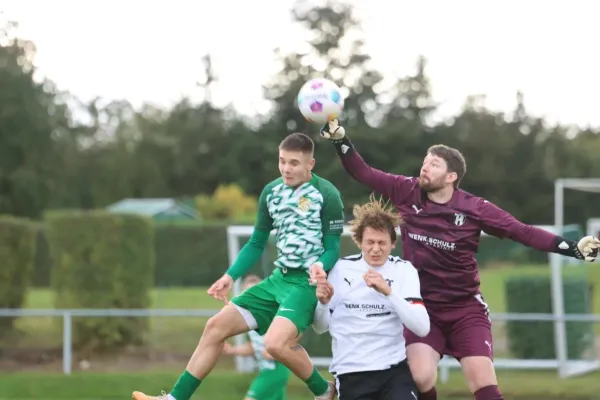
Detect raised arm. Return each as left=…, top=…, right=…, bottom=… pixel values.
left=476, top=198, right=599, bottom=261
left=320, top=121, right=414, bottom=202
left=226, top=186, right=272, bottom=280
left=387, top=263, right=430, bottom=337
left=332, top=136, right=415, bottom=203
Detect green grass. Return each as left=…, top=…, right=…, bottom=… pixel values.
left=4, top=263, right=600, bottom=399
left=8, top=263, right=600, bottom=354
left=22, top=263, right=600, bottom=313
left=3, top=369, right=600, bottom=399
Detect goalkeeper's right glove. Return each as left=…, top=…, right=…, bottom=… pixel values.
left=320, top=118, right=346, bottom=140
left=320, top=118, right=354, bottom=156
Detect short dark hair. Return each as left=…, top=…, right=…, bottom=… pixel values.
left=350, top=194, right=403, bottom=247
left=279, top=132, right=314, bottom=155
left=427, top=144, right=467, bottom=188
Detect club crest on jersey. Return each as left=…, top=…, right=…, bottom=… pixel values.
left=454, top=213, right=466, bottom=226
left=298, top=196, right=311, bottom=212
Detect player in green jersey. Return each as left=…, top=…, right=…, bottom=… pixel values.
left=132, top=133, right=344, bottom=400
left=221, top=275, right=292, bottom=400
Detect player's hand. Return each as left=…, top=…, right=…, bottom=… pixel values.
left=222, top=342, right=234, bottom=355
left=316, top=280, right=334, bottom=304
left=577, top=236, right=600, bottom=262
left=320, top=118, right=346, bottom=140
left=309, top=262, right=327, bottom=286
left=207, top=274, right=234, bottom=304
left=363, top=270, right=391, bottom=296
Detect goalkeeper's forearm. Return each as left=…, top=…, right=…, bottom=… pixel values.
left=225, top=229, right=269, bottom=280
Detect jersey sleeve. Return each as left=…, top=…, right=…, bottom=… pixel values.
left=225, top=185, right=272, bottom=280
left=388, top=263, right=430, bottom=337
left=326, top=262, right=345, bottom=310
left=335, top=138, right=415, bottom=204
left=321, top=190, right=344, bottom=235
left=255, top=185, right=274, bottom=232
left=477, top=198, right=555, bottom=251
left=396, top=262, right=423, bottom=304
left=312, top=262, right=343, bottom=334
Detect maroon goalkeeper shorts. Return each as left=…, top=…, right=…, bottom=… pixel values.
left=404, top=294, right=494, bottom=360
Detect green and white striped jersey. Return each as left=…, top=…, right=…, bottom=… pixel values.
left=256, top=174, right=344, bottom=270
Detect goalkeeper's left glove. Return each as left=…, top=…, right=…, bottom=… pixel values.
left=576, top=236, right=600, bottom=262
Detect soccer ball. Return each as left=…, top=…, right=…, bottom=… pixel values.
left=297, top=78, right=344, bottom=124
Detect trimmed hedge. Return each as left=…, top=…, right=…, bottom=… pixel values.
left=505, top=275, right=594, bottom=360
left=46, top=210, right=155, bottom=352
left=30, top=222, right=561, bottom=288
left=0, top=216, right=37, bottom=336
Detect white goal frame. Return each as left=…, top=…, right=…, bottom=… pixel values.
left=226, top=179, right=600, bottom=377
left=552, top=178, right=600, bottom=378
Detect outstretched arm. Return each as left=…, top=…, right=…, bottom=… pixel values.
left=322, top=120, right=414, bottom=202
left=478, top=199, right=599, bottom=261
left=226, top=187, right=272, bottom=280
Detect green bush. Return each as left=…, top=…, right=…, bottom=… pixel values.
left=0, top=216, right=37, bottom=336
left=154, top=223, right=228, bottom=286
left=505, top=275, right=594, bottom=359
left=46, top=210, right=155, bottom=353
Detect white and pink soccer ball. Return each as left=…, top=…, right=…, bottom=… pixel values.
left=297, top=78, right=344, bottom=124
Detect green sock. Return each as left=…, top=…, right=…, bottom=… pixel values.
left=170, top=370, right=201, bottom=400
left=303, top=366, right=329, bottom=396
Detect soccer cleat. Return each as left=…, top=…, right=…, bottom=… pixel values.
left=132, top=390, right=169, bottom=400
left=314, top=381, right=337, bottom=400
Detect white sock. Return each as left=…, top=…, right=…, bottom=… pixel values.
left=167, top=394, right=176, bottom=400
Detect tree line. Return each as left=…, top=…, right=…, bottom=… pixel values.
left=0, top=1, right=598, bottom=226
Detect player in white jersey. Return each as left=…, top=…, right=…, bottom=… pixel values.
left=312, top=195, right=430, bottom=400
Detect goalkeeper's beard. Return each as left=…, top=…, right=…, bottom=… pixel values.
left=418, top=176, right=446, bottom=193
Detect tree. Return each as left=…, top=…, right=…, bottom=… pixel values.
left=0, top=18, right=70, bottom=218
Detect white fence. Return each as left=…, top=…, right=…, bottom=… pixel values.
left=1, top=308, right=599, bottom=380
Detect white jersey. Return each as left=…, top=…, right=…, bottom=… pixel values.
left=315, top=253, right=426, bottom=376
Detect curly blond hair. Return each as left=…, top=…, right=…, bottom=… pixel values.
left=349, top=194, right=403, bottom=246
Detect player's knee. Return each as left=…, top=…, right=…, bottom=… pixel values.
left=203, top=308, right=242, bottom=343
left=460, top=356, right=497, bottom=393
left=263, top=333, right=287, bottom=358
left=202, top=315, right=229, bottom=342
left=407, top=344, right=439, bottom=391
left=408, top=361, right=437, bottom=391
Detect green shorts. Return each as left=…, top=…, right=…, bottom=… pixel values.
left=246, top=363, right=291, bottom=400
left=231, top=267, right=317, bottom=335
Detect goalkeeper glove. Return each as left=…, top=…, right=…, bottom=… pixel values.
left=576, top=236, right=600, bottom=262
left=320, top=118, right=346, bottom=140
left=320, top=118, right=355, bottom=156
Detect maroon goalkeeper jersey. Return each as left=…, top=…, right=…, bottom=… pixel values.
left=340, top=151, right=556, bottom=306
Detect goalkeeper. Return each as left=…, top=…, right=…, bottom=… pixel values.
left=319, top=118, right=600, bottom=400
left=132, top=132, right=343, bottom=400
